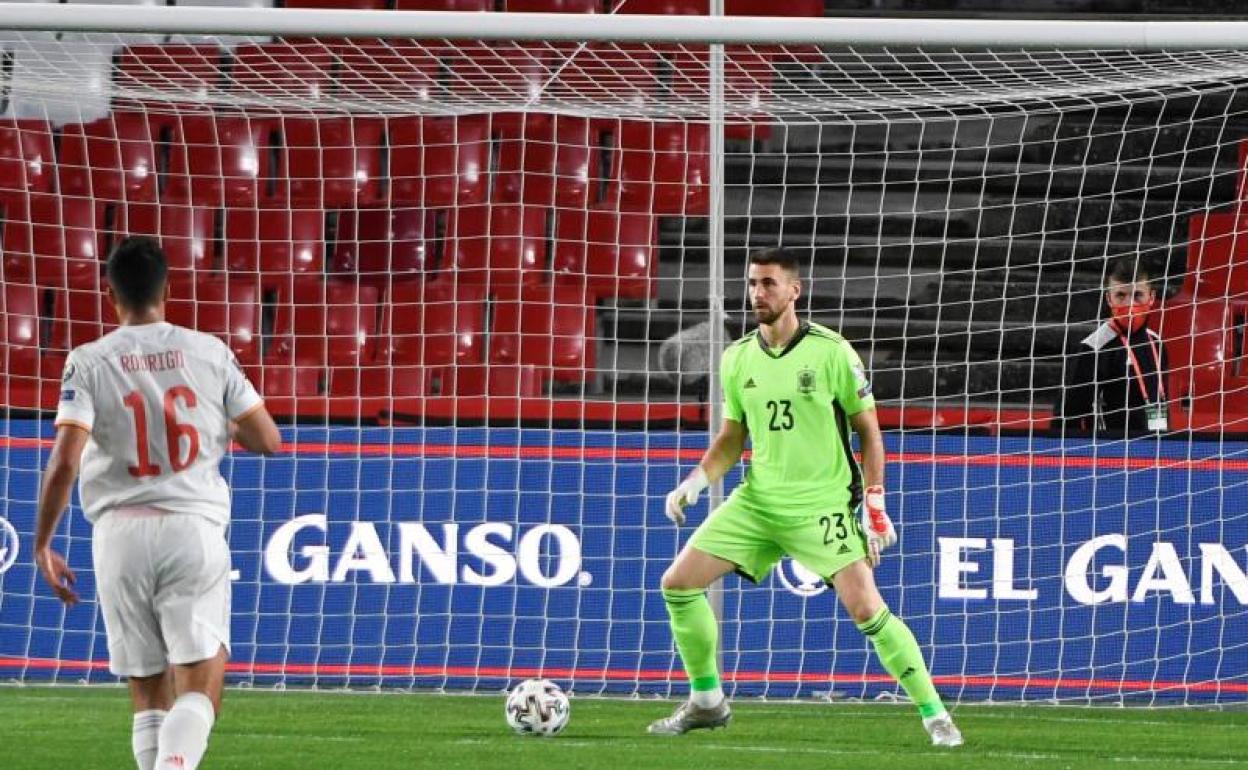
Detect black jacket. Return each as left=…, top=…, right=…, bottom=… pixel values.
left=1054, top=320, right=1170, bottom=437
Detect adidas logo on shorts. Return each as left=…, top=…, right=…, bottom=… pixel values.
left=837, top=543, right=851, bottom=555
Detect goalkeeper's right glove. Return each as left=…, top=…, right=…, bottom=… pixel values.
left=861, top=485, right=897, bottom=567
left=664, top=467, right=709, bottom=526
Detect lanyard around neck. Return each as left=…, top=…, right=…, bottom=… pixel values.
left=1115, top=326, right=1166, bottom=404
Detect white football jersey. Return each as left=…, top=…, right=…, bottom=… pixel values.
left=54, top=322, right=264, bottom=525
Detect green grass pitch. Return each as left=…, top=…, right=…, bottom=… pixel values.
left=2, top=686, right=1245, bottom=769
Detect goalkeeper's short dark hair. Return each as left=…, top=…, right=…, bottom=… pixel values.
left=1105, top=255, right=1153, bottom=287
left=748, top=248, right=801, bottom=277
left=107, top=236, right=168, bottom=310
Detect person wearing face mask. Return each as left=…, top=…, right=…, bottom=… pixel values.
left=1055, top=256, right=1170, bottom=437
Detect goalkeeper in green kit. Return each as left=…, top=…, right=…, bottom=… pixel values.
left=648, top=248, right=962, bottom=747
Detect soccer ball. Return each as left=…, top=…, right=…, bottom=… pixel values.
left=504, top=678, right=570, bottom=736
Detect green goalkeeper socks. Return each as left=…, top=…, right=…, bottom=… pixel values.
left=662, top=588, right=721, bottom=692
left=858, top=606, right=946, bottom=719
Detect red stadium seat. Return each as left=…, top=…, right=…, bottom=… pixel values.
left=157, top=114, right=273, bottom=208
left=490, top=283, right=595, bottom=383
left=444, top=43, right=550, bottom=104
left=122, top=203, right=218, bottom=276
left=553, top=207, right=656, bottom=299
left=1, top=283, right=42, bottom=379
left=1182, top=212, right=1248, bottom=306
left=58, top=114, right=158, bottom=204
left=2, top=194, right=102, bottom=290
left=114, top=45, right=225, bottom=102
left=380, top=280, right=486, bottom=367
left=1151, top=298, right=1248, bottom=432
left=230, top=42, right=335, bottom=101
left=394, top=0, right=492, bottom=8
left=506, top=0, right=599, bottom=10
left=332, top=207, right=435, bottom=287
left=265, top=278, right=379, bottom=397
left=50, top=287, right=120, bottom=352
left=388, top=115, right=489, bottom=206
left=612, top=120, right=709, bottom=214
left=224, top=208, right=325, bottom=275
left=440, top=363, right=544, bottom=397
left=281, top=116, right=385, bottom=208
left=610, top=0, right=702, bottom=12
left=555, top=44, right=658, bottom=107
left=0, top=119, right=55, bottom=201
left=330, top=39, right=438, bottom=103
left=493, top=115, right=602, bottom=208
left=166, top=275, right=263, bottom=366
left=1153, top=299, right=1232, bottom=400
left=726, top=0, right=822, bottom=14
left=285, top=0, right=386, bottom=7
left=446, top=204, right=547, bottom=289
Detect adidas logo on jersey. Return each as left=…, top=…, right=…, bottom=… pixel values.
left=837, top=543, right=851, bottom=555
left=744, top=378, right=756, bottom=389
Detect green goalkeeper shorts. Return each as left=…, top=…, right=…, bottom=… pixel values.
left=688, top=496, right=868, bottom=584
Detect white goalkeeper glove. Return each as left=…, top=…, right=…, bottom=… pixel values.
left=861, top=485, right=897, bottom=567
left=664, top=467, right=709, bottom=526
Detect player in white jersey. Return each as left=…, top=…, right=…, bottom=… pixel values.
left=34, top=236, right=281, bottom=770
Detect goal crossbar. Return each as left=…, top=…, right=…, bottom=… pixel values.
left=0, top=4, right=1247, bottom=50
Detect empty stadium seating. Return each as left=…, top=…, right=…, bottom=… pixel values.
left=333, top=207, right=435, bottom=287
left=389, top=115, right=490, bottom=207
left=330, top=38, right=439, bottom=103
left=552, top=207, right=656, bottom=299
left=2, top=195, right=103, bottom=290
left=115, top=44, right=225, bottom=102
left=263, top=277, right=379, bottom=398
left=0, top=120, right=56, bottom=200
left=157, top=114, right=272, bottom=208
left=446, top=204, right=548, bottom=289
left=612, top=120, right=709, bottom=214
left=505, top=0, right=599, bottom=10
left=166, top=275, right=263, bottom=366
left=58, top=114, right=159, bottom=204
left=489, top=283, right=596, bottom=385
left=492, top=115, right=602, bottom=209
left=1182, top=212, right=1248, bottom=308
left=380, top=280, right=486, bottom=368
left=123, top=203, right=218, bottom=275
left=230, top=42, right=335, bottom=101
left=225, top=207, right=326, bottom=276
left=281, top=116, right=386, bottom=208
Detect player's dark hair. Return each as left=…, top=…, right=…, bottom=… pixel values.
left=107, top=236, right=168, bottom=310
left=748, top=248, right=801, bottom=277
left=1105, top=255, right=1153, bottom=288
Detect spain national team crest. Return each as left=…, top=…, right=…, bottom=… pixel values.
left=796, top=367, right=816, bottom=394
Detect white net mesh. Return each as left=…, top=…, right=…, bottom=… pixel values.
left=0, top=20, right=1246, bottom=704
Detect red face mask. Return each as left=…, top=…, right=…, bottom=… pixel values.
left=1110, top=301, right=1153, bottom=333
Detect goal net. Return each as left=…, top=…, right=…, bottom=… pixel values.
left=1, top=7, right=1246, bottom=706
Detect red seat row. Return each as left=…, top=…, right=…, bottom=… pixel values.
left=0, top=194, right=657, bottom=300
left=34, top=108, right=709, bottom=214
left=1, top=276, right=596, bottom=409
left=1156, top=210, right=1248, bottom=431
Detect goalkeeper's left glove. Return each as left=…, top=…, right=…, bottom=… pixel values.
left=664, top=467, right=709, bottom=526
left=861, top=485, right=897, bottom=567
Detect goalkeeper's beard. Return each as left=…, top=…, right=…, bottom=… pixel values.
left=752, top=301, right=783, bottom=326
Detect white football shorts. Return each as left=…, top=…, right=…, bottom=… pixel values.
left=92, top=507, right=231, bottom=677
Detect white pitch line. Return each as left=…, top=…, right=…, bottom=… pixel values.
left=457, top=738, right=1242, bottom=767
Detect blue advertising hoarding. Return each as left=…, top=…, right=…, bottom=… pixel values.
left=1, top=420, right=1246, bottom=703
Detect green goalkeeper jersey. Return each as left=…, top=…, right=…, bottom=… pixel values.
left=719, top=321, right=875, bottom=519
